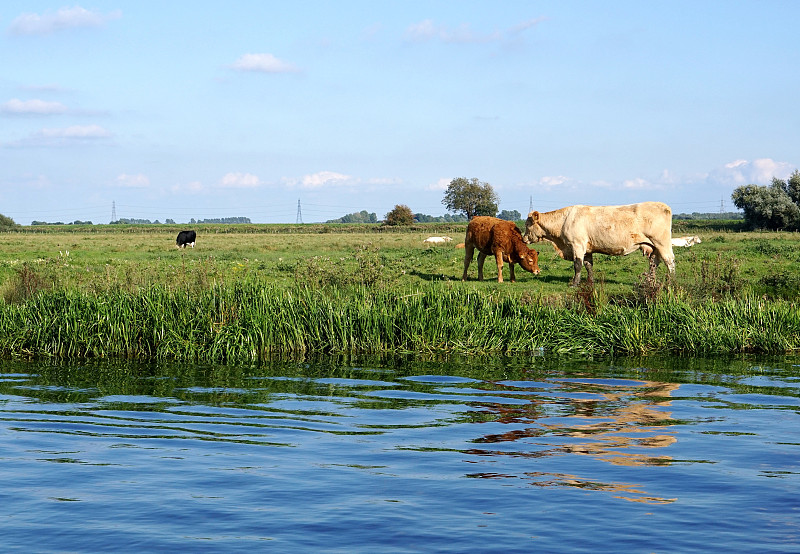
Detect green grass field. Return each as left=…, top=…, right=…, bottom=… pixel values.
left=1, top=221, right=798, bottom=300
left=0, top=221, right=798, bottom=361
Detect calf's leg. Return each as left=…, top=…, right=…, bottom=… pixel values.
left=493, top=251, right=505, bottom=283
left=477, top=252, right=488, bottom=281
left=462, top=245, right=475, bottom=281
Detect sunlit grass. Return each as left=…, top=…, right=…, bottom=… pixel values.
left=1, top=223, right=799, bottom=361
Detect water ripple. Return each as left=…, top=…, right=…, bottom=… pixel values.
left=1, top=358, right=799, bottom=552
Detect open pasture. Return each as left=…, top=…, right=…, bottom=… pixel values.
left=1, top=222, right=800, bottom=300
left=1, top=222, right=800, bottom=360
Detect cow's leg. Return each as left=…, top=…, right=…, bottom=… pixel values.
left=584, top=253, right=595, bottom=284
left=462, top=245, right=475, bottom=281
left=477, top=252, right=488, bottom=281
left=509, top=263, right=516, bottom=283
left=493, top=250, right=505, bottom=283
left=652, top=243, right=676, bottom=278
left=571, top=256, right=583, bottom=286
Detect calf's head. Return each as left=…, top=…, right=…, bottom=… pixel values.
left=518, top=247, right=540, bottom=275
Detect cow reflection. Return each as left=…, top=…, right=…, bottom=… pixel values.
left=466, top=380, right=680, bottom=503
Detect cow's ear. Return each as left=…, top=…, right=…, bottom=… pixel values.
left=532, top=211, right=540, bottom=221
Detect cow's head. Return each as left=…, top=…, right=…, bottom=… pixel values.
left=519, top=247, right=540, bottom=275
left=523, top=211, right=543, bottom=244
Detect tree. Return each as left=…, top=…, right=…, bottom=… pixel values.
left=497, top=209, right=521, bottom=221
left=0, top=214, right=19, bottom=230
left=732, top=171, right=800, bottom=230
left=442, top=177, right=499, bottom=219
left=779, top=170, right=800, bottom=205
left=326, top=210, right=377, bottom=224
left=384, top=204, right=414, bottom=226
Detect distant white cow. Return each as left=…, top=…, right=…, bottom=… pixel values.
left=641, top=235, right=701, bottom=257
left=423, top=236, right=453, bottom=245
left=671, top=235, right=702, bottom=247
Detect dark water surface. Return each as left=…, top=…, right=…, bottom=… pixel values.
left=1, top=356, right=799, bottom=552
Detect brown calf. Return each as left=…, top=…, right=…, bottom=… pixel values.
left=462, top=216, right=540, bottom=283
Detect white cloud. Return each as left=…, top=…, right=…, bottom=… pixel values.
left=427, top=177, right=451, bottom=191
left=622, top=177, right=653, bottom=190
left=708, top=158, right=795, bottom=186
left=115, top=174, right=149, bottom=188
left=284, top=171, right=352, bottom=189
left=5, top=124, right=113, bottom=147
left=725, top=159, right=748, bottom=170
left=219, top=172, right=261, bottom=188
left=538, top=175, right=570, bottom=187
left=8, top=6, right=121, bottom=36
left=2, top=98, right=68, bottom=115
left=171, top=181, right=205, bottom=194
left=231, top=53, right=299, bottom=73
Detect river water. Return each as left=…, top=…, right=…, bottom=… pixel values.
left=1, top=356, right=798, bottom=552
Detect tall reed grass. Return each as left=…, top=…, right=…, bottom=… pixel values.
left=1, top=281, right=798, bottom=362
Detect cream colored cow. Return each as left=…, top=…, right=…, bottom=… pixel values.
left=524, top=202, right=675, bottom=286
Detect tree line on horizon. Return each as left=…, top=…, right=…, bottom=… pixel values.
left=9, top=171, right=800, bottom=230
left=29, top=216, right=254, bottom=226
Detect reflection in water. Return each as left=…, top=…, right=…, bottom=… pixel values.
left=467, top=379, right=681, bottom=503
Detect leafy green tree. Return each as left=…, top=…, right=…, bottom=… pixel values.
left=0, top=214, right=19, bottom=230
left=384, top=204, right=414, bottom=226
left=732, top=173, right=800, bottom=230
left=442, top=177, right=499, bottom=219
left=497, top=209, right=521, bottom=221
left=778, top=170, right=800, bottom=205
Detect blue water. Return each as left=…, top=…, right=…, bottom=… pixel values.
left=1, top=356, right=799, bottom=552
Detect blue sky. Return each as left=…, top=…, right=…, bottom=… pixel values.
left=1, top=1, right=798, bottom=225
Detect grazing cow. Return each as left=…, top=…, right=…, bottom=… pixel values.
left=423, top=236, right=453, bottom=245
left=524, top=202, right=675, bottom=286
left=462, top=216, right=540, bottom=283
left=176, top=230, right=197, bottom=249
left=671, top=235, right=701, bottom=247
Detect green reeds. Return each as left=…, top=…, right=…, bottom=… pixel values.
left=0, top=282, right=798, bottom=362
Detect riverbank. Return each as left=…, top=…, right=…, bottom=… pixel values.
left=1, top=283, right=798, bottom=361
left=1, top=222, right=798, bottom=361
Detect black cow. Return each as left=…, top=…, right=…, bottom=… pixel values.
left=176, top=230, right=196, bottom=249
